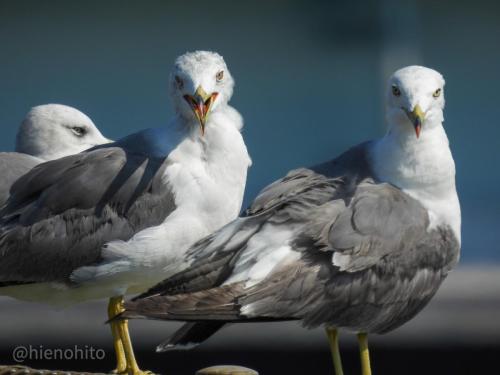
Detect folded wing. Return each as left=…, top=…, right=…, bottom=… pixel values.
left=0, top=146, right=175, bottom=284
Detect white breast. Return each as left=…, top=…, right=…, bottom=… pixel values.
left=370, top=125, right=461, bottom=244
left=70, top=106, right=251, bottom=296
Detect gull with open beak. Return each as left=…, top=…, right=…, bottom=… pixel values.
left=183, top=86, right=218, bottom=135
left=0, top=51, right=251, bottom=375
left=172, top=54, right=232, bottom=137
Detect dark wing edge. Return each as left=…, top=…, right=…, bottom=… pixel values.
left=155, top=321, right=226, bottom=352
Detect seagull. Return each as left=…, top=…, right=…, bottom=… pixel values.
left=120, top=66, right=461, bottom=375
left=0, top=51, right=251, bottom=375
left=0, top=104, right=110, bottom=205
left=16, top=103, right=111, bottom=160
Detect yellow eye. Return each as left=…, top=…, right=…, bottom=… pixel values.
left=392, top=85, right=401, bottom=97
left=433, top=88, right=442, bottom=98
left=216, top=70, right=224, bottom=82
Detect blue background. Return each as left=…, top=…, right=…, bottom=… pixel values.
left=0, top=3, right=499, bottom=375
left=0, top=0, right=498, bottom=263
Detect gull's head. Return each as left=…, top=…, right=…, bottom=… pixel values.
left=16, top=104, right=111, bottom=160
left=386, top=66, right=445, bottom=139
left=170, top=51, right=234, bottom=135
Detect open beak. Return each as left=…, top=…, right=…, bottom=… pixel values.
left=183, top=86, right=218, bottom=135
left=404, top=104, right=425, bottom=138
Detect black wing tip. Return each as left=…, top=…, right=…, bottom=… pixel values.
left=156, top=342, right=200, bottom=353
left=155, top=321, right=227, bottom=353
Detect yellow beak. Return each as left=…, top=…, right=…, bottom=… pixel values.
left=404, top=104, right=425, bottom=138
left=183, top=86, right=218, bottom=135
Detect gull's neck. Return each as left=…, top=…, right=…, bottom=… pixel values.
left=165, top=104, right=251, bottom=229
left=370, top=120, right=461, bottom=243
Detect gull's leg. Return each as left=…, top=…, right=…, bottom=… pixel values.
left=325, top=327, right=344, bottom=375
left=114, top=295, right=153, bottom=375
left=108, top=297, right=127, bottom=374
left=357, top=332, right=372, bottom=375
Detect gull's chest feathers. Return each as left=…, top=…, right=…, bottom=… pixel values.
left=371, top=127, right=461, bottom=243
left=163, top=116, right=251, bottom=230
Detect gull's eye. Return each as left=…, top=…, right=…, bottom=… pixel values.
left=433, top=88, right=442, bottom=98
left=72, top=126, right=86, bottom=137
left=392, top=85, right=401, bottom=97
left=216, top=70, right=224, bottom=82
left=175, top=75, right=184, bottom=89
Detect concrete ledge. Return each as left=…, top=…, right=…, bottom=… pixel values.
left=0, top=265, right=498, bottom=351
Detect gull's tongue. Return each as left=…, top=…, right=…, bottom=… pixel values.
left=196, top=101, right=206, bottom=118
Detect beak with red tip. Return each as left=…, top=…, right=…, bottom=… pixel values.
left=404, top=104, right=425, bottom=138
left=183, top=86, right=219, bottom=135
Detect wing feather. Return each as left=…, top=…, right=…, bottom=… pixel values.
left=0, top=147, right=176, bottom=284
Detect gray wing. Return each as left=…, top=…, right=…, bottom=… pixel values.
left=123, top=168, right=459, bottom=335
left=134, top=142, right=373, bottom=299
left=237, top=181, right=460, bottom=332
left=0, top=152, right=41, bottom=206
left=0, top=146, right=176, bottom=284
left=246, top=141, right=372, bottom=216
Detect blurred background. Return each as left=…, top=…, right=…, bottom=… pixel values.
left=0, top=0, right=499, bottom=374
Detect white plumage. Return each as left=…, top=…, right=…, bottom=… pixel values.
left=71, top=105, right=251, bottom=298
left=0, top=104, right=110, bottom=206
left=371, top=66, right=461, bottom=242
left=16, top=103, right=111, bottom=160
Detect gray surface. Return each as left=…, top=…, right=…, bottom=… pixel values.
left=0, top=266, right=498, bottom=351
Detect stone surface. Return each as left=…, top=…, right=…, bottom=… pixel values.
left=2, top=266, right=499, bottom=351
left=196, top=365, right=258, bottom=375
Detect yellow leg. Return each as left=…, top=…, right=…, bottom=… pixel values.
left=108, top=297, right=127, bottom=374
left=325, top=327, right=344, bottom=375
left=112, top=295, right=153, bottom=375
left=357, top=332, right=372, bottom=375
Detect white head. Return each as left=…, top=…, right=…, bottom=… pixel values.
left=386, top=66, right=445, bottom=139
left=15, top=104, right=111, bottom=160
left=169, top=51, right=235, bottom=135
